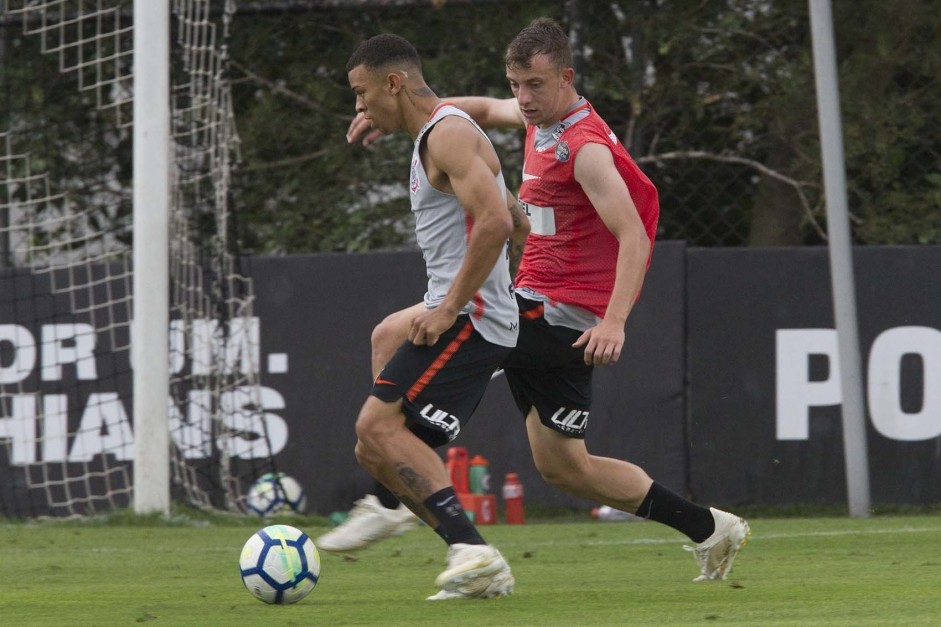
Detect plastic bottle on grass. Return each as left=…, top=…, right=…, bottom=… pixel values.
left=468, top=454, right=491, bottom=494
left=502, top=472, right=525, bottom=524
left=446, top=446, right=469, bottom=493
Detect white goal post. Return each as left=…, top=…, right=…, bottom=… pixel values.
left=132, top=0, right=171, bottom=515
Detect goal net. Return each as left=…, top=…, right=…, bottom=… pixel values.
left=0, top=0, right=275, bottom=517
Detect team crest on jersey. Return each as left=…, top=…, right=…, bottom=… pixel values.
left=555, top=141, right=570, bottom=162
left=410, top=157, right=421, bottom=194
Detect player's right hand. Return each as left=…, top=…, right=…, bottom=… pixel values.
left=347, top=112, right=384, bottom=146
left=407, top=307, right=456, bottom=347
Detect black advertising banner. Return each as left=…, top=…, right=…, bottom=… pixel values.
left=0, top=246, right=686, bottom=517
left=6, top=244, right=939, bottom=517
left=0, top=266, right=134, bottom=516
left=243, top=251, right=429, bottom=512
left=247, top=242, right=688, bottom=514
left=687, top=246, right=941, bottom=506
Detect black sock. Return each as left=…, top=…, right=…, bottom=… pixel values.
left=635, top=482, right=715, bottom=543
left=422, top=487, right=486, bottom=546
left=373, top=481, right=401, bottom=510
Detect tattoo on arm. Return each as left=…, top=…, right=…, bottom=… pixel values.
left=509, top=239, right=525, bottom=280
left=506, top=197, right=528, bottom=280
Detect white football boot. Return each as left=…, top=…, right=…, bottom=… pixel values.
left=685, top=507, right=750, bottom=581
left=315, top=494, right=418, bottom=553
left=426, top=543, right=514, bottom=600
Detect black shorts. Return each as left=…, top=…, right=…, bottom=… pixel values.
left=371, top=315, right=511, bottom=448
left=502, top=295, right=593, bottom=438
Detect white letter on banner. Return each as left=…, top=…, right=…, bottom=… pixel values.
left=224, top=317, right=260, bottom=375
left=218, top=386, right=287, bottom=458
left=169, top=389, right=213, bottom=459
left=168, top=319, right=187, bottom=375
left=41, top=323, right=97, bottom=381
left=868, top=326, right=941, bottom=441
left=68, top=393, right=134, bottom=461
left=42, top=394, right=69, bottom=462
left=191, top=318, right=221, bottom=376
left=0, top=325, right=37, bottom=384
left=775, top=329, right=841, bottom=440
left=0, top=395, right=37, bottom=464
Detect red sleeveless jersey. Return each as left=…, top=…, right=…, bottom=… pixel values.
left=516, top=101, right=659, bottom=317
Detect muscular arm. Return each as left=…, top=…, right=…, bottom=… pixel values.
left=447, top=96, right=525, bottom=130
left=571, top=142, right=651, bottom=365
left=408, top=118, right=513, bottom=345
left=347, top=97, right=524, bottom=146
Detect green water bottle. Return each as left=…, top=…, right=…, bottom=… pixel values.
left=468, top=454, right=490, bottom=494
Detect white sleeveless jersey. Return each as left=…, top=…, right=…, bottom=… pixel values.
left=409, top=103, right=518, bottom=348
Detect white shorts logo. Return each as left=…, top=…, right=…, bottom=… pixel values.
left=419, top=403, right=461, bottom=441
left=550, top=407, right=589, bottom=434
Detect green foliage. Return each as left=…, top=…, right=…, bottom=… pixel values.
left=4, top=1, right=940, bottom=253
left=1, top=26, right=133, bottom=258
left=834, top=0, right=941, bottom=245
left=227, top=2, right=558, bottom=254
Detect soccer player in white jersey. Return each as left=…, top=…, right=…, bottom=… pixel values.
left=339, top=19, right=750, bottom=586
left=344, top=33, right=519, bottom=600
left=316, top=191, right=528, bottom=557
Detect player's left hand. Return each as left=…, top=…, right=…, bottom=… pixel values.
left=573, top=319, right=625, bottom=366
left=347, top=111, right=385, bottom=146
left=408, top=308, right=457, bottom=346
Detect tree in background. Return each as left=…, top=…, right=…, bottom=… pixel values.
left=1, top=21, right=132, bottom=267
left=834, top=0, right=941, bottom=245
left=570, top=0, right=940, bottom=246
left=4, top=0, right=938, bottom=257
left=227, top=2, right=556, bottom=254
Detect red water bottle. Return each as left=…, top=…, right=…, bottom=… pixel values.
left=501, top=472, right=525, bottom=524
left=446, top=446, right=469, bottom=494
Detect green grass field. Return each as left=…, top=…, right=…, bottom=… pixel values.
left=2, top=512, right=940, bottom=626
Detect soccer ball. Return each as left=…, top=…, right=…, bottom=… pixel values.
left=246, top=472, right=307, bottom=516
left=239, top=524, right=321, bottom=604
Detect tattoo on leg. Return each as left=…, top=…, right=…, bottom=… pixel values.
left=393, top=463, right=435, bottom=525
left=395, top=462, right=434, bottom=498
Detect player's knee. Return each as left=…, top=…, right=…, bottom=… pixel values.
left=353, top=438, right=371, bottom=468
left=533, top=454, right=587, bottom=491
left=354, top=408, right=382, bottom=444
left=354, top=437, right=382, bottom=474
left=355, top=401, right=402, bottom=447
left=371, top=316, right=402, bottom=361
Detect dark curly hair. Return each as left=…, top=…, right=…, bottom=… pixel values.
left=346, top=33, right=422, bottom=74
